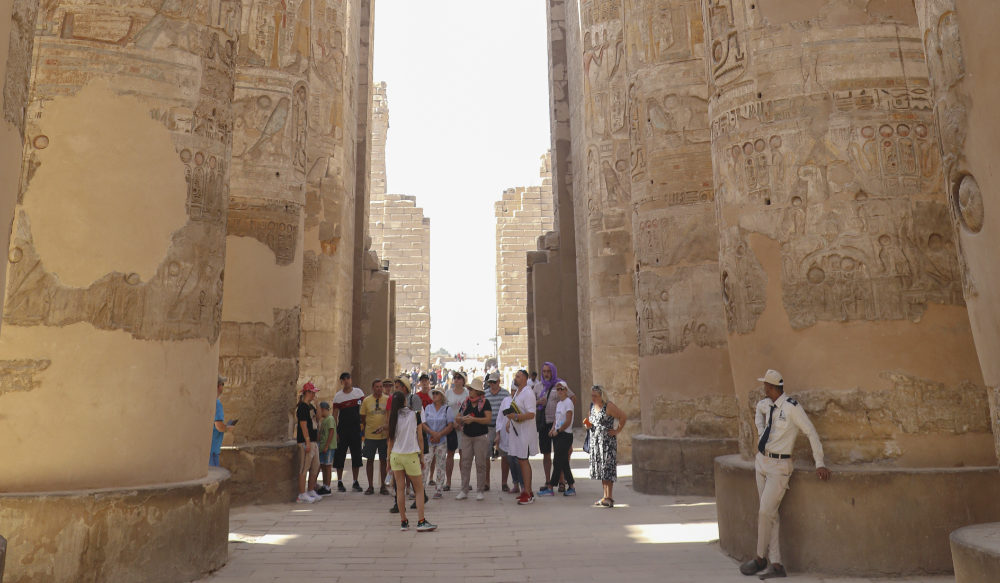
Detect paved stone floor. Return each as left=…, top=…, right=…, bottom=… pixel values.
left=198, top=453, right=953, bottom=583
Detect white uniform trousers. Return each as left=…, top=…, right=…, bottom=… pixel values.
left=755, top=452, right=793, bottom=564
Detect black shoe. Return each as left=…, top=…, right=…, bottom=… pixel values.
left=364, top=486, right=374, bottom=495
left=416, top=519, right=437, bottom=532
left=315, top=485, right=333, bottom=496
left=410, top=501, right=417, bottom=509
left=443, top=485, right=450, bottom=492
left=379, top=486, right=390, bottom=495
left=389, top=502, right=399, bottom=514
left=337, top=481, right=346, bottom=492
left=758, top=565, right=786, bottom=579
left=739, top=557, right=768, bottom=576
left=502, top=484, right=510, bottom=492
left=557, top=483, right=566, bottom=493
left=400, top=519, right=409, bottom=531
left=483, top=485, right=490, bottom=492
left=352, top=481, right=363, bottom=492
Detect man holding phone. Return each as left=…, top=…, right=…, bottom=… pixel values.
left=361, top=378, right=391, bottom=494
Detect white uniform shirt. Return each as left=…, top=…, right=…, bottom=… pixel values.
left=755, top=393, right=825, bottom=468
left=496, top=396, right=514, bottom=452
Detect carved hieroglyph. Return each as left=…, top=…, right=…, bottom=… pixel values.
left=914, top=0, right=1000, bottom=462
left=626, top=0, right=737, bottom=440
left=707, top=0, right=989, bottom=465
left=0, top=0, right=236, bottom=490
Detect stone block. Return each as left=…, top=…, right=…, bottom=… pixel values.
left=0, top=469, right=230, bottom=583
left=632, top=435, right=738, bottom=496
left=951, top=523, right=1000, bottom=583
left=715, top=455, right=1000, bottom=575
left=220, top=442, right=298, bottom=506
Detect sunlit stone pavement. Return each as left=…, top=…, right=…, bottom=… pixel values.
left=197, top=452, right=953, bottom=583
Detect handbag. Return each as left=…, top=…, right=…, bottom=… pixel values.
left=583, top=429, right=591, bottom=454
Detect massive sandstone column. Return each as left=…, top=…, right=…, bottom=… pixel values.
left=0, top=0, right=234, bottom=580
left=565, top=0, right=640, bottom=458
left=217, top=0, right=314, bottom=505
left=706, top=0, right=999, bottom=573
left=624, top=0, right=738, bottom=495
left=914, top=0, right=1000, bottom=463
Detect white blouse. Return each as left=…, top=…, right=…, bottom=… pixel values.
left=391, top=408, right=420, bottom=454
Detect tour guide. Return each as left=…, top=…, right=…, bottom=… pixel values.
left=741, top=369, right=831, bottom=580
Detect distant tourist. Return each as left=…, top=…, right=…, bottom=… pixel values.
left=295, top=382, right=322, bottom=503
left=421, top=387, right=454, bottom=498
left=360, top=379, right=390, bottom=495
left=739, top=370, right=831, bottom=579
left=416, top=373, right=434, bottom=408
left=210, top=375, right=235, bottom=467
left=455, top=377, right=492, bottom=500
left=583, top=385, right=626, bottom=508
left=548, top=381, right=575, bottom=496
left=495, top=389, right=523, bottom=494
left=506, top=369, right=539, bottom=505
left=387, top=390, right=437, bottom=532
left=332, top=372, right=365, bottom=492
left=315, top=401, right=337, bottom=496
left=444, top=371, right=469, bottom=491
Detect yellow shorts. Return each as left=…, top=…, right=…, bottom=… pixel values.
left=389, top=451, right=422, bottom=476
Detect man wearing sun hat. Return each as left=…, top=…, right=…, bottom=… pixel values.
left=741, top=369, right=831, bottom=580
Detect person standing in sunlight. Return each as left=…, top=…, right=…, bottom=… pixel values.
left=583, top=385, right=625, bottom=508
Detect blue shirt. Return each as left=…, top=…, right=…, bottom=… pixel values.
left=211, top=399, right=225, bottom=455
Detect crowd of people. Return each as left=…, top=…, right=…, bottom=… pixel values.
left=210, top=362, right=630, bottom=532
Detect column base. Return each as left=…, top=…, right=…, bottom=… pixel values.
left=0, top=468, right=229, bottom=583
left=715, top=454, right=1000, bottom=575
left=220, top=441, right=298, bottom=506
left=952, top=523, right=1000, bottom=582
left=632, top=435, right=737, bottom=495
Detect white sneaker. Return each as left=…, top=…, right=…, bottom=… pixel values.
left=307, top=490, right=321, bottom=502
left=297, top=493, right=315, bottom=504
left=455, top=491, right=468, bottom=500
left=476, top=491, right=484, bottom=501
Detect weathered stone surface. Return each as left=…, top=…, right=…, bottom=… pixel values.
left=715, top=455, right=1000, bottom=575
left=220, top=442, right=298, bottom=506
left=706, top=0, right=989, bottom=467
left=913, top=0, right=1000, bottom=462
left=951, top=523, right=1000, bottom=583
left=632, top=434, right=737, bottom=495
left=496, top=155, right=555, bottom=370
left=0, top=0, right=236, bottom=491
left=368, top=83, right=429, bottom=371
left=0, top=469, right=229, bottom=583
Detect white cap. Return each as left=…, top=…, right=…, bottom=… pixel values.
left=757, top=369, right=784, bottom=386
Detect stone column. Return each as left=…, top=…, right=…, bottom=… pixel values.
left=707, top=0, right=999, bottom=573
left=624, top=0, right=738, bottom=496
left=0, top=0, right=26, bottom=320
left=298, top=0, right=365, bottom=399
left=567, top=0, right=640, bottom=459
left=914, top=0, right=1000, bottom=462
left=0, top=0, right=235, bottom=580
left=358, top=250, right=392, bottom=383
left=217, top=0, right=312, bottom=505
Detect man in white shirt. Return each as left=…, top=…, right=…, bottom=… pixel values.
left=741, top=369, right=831, bottom=579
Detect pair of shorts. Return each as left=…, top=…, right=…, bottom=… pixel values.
left=333, top=430, right=363, bottom=468
left=363, top=438, right=387, bottom=460
left=487, top=426, right=496, bottom=449
left=297, top=442, right=320, bottom=475
left=319, top=448, right=335, bottom=465
left=446, top=431, right=459, bottom=451
left=537, top=421, right=554, bottom=454
left=389, top=451, right=422, bottom=477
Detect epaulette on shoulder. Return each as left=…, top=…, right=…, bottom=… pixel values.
left=786, top=397, right=799, bottom=406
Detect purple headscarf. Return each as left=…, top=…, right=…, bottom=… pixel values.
left=538, top=361, right=564, bottom=411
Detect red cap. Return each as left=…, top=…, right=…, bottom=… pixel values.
left=302, top=382, right=318, bottom=393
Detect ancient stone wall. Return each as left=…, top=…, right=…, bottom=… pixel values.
left=369, top=83, right=430, bottom=371
left=0, top=0, right=24, bottom=324
left=495, top=154, right=555, bottom=369
left=0, top=0, right=237, bottom=490
left=913, top=0, right=1000, bottom=463
left=706, top=0, right=990, bottom=467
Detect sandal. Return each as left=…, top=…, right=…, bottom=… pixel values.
left=594, top=498, right=606, bottom=507
left=599, top=498, right=615, bottom=508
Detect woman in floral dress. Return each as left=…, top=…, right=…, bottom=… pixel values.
left=583, top=385, right=627, bottom=507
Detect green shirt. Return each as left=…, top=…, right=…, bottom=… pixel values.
left=318, top=415, right=337, bottom=452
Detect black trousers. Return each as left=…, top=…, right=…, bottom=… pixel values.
left=552, top=431, right=575, bottom=486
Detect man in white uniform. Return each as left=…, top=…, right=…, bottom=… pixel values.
left=741, top=369, right=831, bottom=580
left=505, top=369, right=539, bottom=505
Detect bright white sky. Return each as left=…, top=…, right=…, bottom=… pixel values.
left=373, top=1, right=551, bottom=356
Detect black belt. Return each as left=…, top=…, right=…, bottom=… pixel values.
left=766, top=452, right=791, bottom=459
